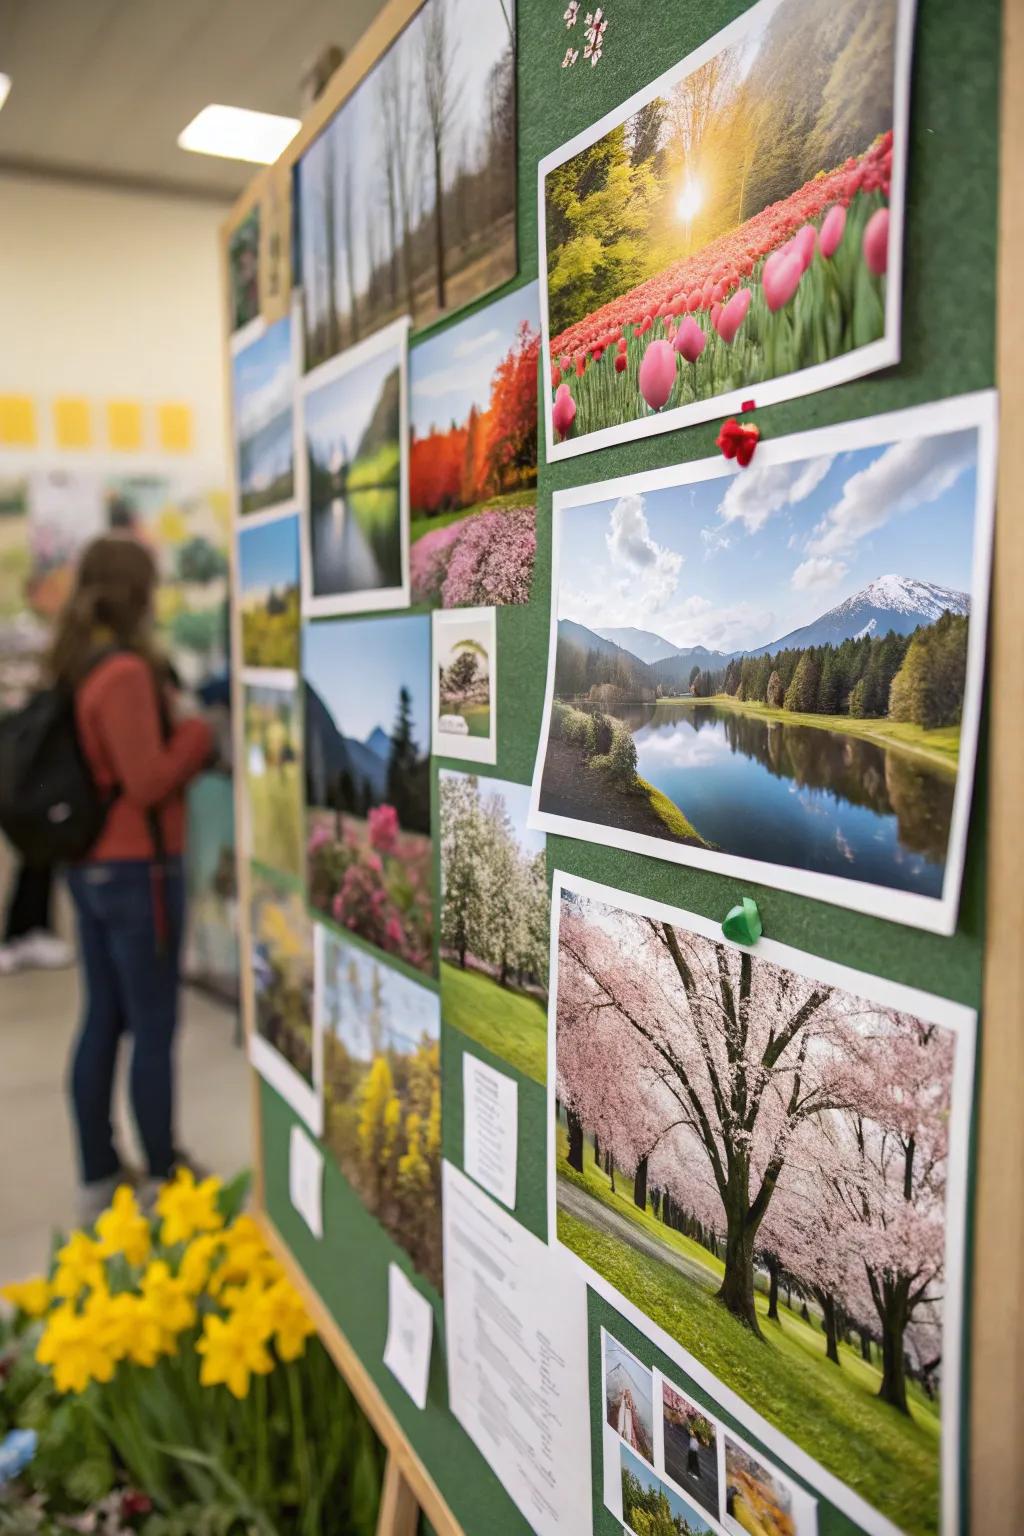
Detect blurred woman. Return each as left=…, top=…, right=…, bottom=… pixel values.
left=49, top=535, right=212, bottom=1221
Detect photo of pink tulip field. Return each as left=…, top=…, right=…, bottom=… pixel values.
left=553, top=873, right=974, bottom=1536
left=540, top=0, right=910, bottom=455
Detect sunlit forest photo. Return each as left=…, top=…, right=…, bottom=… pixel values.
left=239, top=513, right=299, bottom=670
left=321, top=930, right=442, bottom=1290
left=244, top=681, right=304, bottom=881
left=543, top=0, right=901, bottom=445
left=297, top=0, right=517, bottom=372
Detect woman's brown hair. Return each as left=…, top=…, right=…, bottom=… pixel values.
left=48, top=534, right=161, bottom=688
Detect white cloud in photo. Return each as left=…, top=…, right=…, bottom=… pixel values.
left=453, top=327, right=499, bottom=359
left=791, top=555, right=847, bottom=591
left=237, top=360, right=291, bottom=438
left=807, top=432, right=976, bottom=557
left=661, top=599, right=778, bottom=654
left=605, top=494, right=682, bottom=610
left=715, top=455, right=835, bottom=534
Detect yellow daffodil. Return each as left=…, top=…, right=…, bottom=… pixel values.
left=176, top=1232, right=223, bottom=1295
left=220, top=1277, right=275, bottom=1342
left=196, top=1311, right=273, bottom=1400
left=208, top=1215, right=281, bottom=1295
left=52, top=1232, right=106, bottom=1301
left=95, top=1185, right=151, bottom=1266
left=140, top=1259, right=197, bottom=1341
left=1, top=1275, right=51, bottom=1318
left=36, top=1301, right=115, bottom=1395
left=156, top=1168, right=223, bottom=1247
left=261, top=1278, right=315, bottom=1363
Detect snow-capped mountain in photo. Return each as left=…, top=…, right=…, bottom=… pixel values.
left=751, top=575, right=970, bottom=654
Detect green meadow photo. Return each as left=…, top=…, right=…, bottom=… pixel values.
left=439, top=772, right=548, bottom=1083
left=244, top=680, right=304, bottom=881
left=238, top=513, right=300, bottom=669
left=554, top=875, right=973, bottom=1536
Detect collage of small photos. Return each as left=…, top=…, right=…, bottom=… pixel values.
left=227, top=2, right=998, bottom=1536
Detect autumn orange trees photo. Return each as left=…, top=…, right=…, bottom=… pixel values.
left=409, top=283, right=540, bottom=607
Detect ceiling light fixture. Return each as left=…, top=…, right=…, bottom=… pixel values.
left=177, top=104, right=300, bottom=165
left=0, top=74, right=11, bottom=112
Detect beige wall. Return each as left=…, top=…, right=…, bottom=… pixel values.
left=0, top=172, right=229, bottom=470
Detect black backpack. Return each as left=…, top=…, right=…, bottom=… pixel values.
left=0, top=652, right=120, bottom=866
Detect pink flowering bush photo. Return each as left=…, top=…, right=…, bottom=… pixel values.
left=411, top=505, right=536, bottom=608
left=308, top=807, right=433, bottom=975
left=543, top=0, right=904, bottom=444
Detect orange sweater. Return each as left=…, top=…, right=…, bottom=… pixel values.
left=75, top=652, right=212, bottom=862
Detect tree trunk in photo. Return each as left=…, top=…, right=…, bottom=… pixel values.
left=859, top=1329, right=873, bottom=1364
left=566, top=1110, right=584, bottom=1173
left=458, top=939, right=466, bottom=968
left=715, top=1163, right=761, bottom=1335
left=593, top=1134, right=601, bottom=1165
left=633, top=1155, right=649, bottom=1212
left=816, top=1290, right=841, bottom=1366
left=800, top=1301, right=811, bottom=1323
left=432, top=145, right=446, bottom=309
left=766, top=1255, right=781, bottom=1324
left=871, top=1271, right=912, bottom=1414
left=499, top=953, right=509, bottom=987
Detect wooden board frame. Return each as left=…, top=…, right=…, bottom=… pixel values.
left=218, top=1, right=1024, bottom=1531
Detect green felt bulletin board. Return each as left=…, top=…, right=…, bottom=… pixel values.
left=222, top=0, right=1012, bottom=1531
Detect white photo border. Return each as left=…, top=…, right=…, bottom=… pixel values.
left=547, top=870, right=976, bottom=1536
left=537, top=0, right=916, bottom=463
left=299, top=314, right=411, bottom=618
left=431, top=605, right=498, bottom=766
left=528, top=390, right=998, bottom=936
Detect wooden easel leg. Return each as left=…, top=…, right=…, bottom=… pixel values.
left=376, top=1452, right=420, bottom=1536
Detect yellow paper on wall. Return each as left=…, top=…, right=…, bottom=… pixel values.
left=53, top=397, right=93, bottom=448
left=157, top=402, right=193, bottom=453
left=107, top=399, right=143, bottom=451
left=0, top=395, right=37, bottom=446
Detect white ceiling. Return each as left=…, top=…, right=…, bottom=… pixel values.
left=0, top=0, right=385, bottom=201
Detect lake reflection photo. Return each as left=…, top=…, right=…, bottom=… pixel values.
left=301, top=319, right=408, bottom=614
left=531, top=396, right=996, bottom=930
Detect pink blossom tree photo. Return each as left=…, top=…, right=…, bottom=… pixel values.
left=554, top=879, right=971, bottom=1536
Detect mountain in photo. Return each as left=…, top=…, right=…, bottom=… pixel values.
left=750, top=575, right=970, bottom=655
left=304, top=682, right=389, bottom=811
left=595, top=626, right=682, bottom=664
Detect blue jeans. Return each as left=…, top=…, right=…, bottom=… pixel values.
left=67, top=859, right=185, bottom=1183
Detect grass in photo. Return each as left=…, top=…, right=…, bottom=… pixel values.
left=620, top=1445, right=714, bottom=1536
left=239, top=514, right=299, bottom=669
left=439, top=771, right=547, bottom=1082
left=250, top=870, right=314, bottom=1086
left=661, top=1381, right=719, bottom=1522
left=304, top=614, right=433, bottom=974
left=233, top=314, right=295, bottom=515
left=296, top=0, right=517, bottom=368
left=244, top=681, right=304, bottom=881
left=304, top=328, right=405, bottom=610
left=542, top=0, right=907, bottom=453
left=723, top=1437, right=797, bottom=1536
left=604, top=1334, right=654, bottom=1464
left=534, top=397, right=994, bottom=930
left=555, top=876, right=972, bottom=1536
left=320, top=928, right=442, bottom=1291
left=410, top=283, right=538, bottom=608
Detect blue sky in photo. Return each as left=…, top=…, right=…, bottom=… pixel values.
left=323, top=929, right=440, bottom=1058
left=410, top=281, right=540, bottom=439
left=620, top=1448, right=714, bottom=1536
left=441, top=769, right=545, bottom=857
left=232, top=314, right=293, bottom=440
left=559, top=427, right=980, bottom=654
left=305, top=345, right=399, bottom=462
left=304, top=613, right=429, bottom=750
left=238, top=514, right=298, bottom=595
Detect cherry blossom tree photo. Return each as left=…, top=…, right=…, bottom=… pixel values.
left=553, top=876, right=972, bottom=1536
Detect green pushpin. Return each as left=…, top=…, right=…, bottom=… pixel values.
left=722, top=896, right=762, bottom=946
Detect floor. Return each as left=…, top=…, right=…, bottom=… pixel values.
left=0, top=962, right=250, bottom=1287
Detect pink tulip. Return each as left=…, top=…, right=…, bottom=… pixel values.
left=762, top=249, right=803, bottom=312
left=863, top=208, right=890, bottom=276
left=793, top=224, right=817, bottom=272
left=638, top=339, right=677, bottom=411
left=715, top=286, right=752, bottom=344
left=673, top=316, right=706, bottom=364
left=552, top=382, right=577, bottom=440
left=819, top=204, right=847, bottom=259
